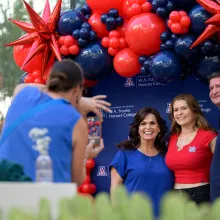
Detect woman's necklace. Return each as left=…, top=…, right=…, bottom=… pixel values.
left=176, top=131, right=197, bottom=151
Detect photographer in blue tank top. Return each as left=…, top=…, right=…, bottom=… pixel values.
left=0, top=60, right=112, bottom=184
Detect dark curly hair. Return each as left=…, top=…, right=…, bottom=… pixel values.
left=117, top=107, right=168, bottom=154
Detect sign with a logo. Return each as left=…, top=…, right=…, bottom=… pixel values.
left=124, top=77, right=135, bottom=87
left=97, top=166, right=108, bottom=176
left=166, top=103, right=171, bottom=114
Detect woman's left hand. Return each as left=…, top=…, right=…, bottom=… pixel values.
left=77, top=95, right=112, bottom=121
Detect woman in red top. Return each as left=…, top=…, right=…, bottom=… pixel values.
left=165, top=93, right=217, bottom=204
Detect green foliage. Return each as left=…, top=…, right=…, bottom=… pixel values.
left=5, top=185, right=220, bottom=220
left=0, top=0, right=33, bottom=99
left=75, top=0, right=86, bottom=8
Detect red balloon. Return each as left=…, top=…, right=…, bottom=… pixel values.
left=113, top=48, right=140, bottom=77
left=169, top=11, right=181, bottom=22
left=88, top=13, right=109, bottom=38
left=84, top=175, right=91, bottom=184
left=109, top=30, right=121, bottom=38
left=180, top=16, right=191, bottom=27
left=101, top=37, right=110, bottom=48
left=13, top=44, right=42, bottom=73
left=125, top=13, right=166, bottom=55
left=108, top=47, right=118, bottom=56
left=24, top=74, right=35, bottom=83
left=109, top=37, right=120, bottom=49
left=34, top=77, right=44, bottom=84
left=69, top=45, right=80, bottom=55
left=86, top=0, right=123, bottom=14
left=122, top=1, right=141, bottom=20
left=64, top=35, right=75, bottom=47
left=90, top=183, right=97, bottom=194
left=179, top=11, right=187, bottom=16
left=171, top=23, right=182, bottom=34
left=60, top=45, right=69, bottom=56
left=32, top=70, right=41, bottom=78
left=58, top=36, right=65, bottom=45
left=86, top=159, right=95, bottom=169
left=83, top=78, right=98, bottom=88
left=119, top=38, right=128, bottom=49
left=117, top=22, right=127, bottom=38
left=81, top=183, right=91, bottom=194
left=141, top=2, right=152, bottom=13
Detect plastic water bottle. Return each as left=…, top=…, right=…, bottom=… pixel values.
left=36, top=153, right=53, bottom=182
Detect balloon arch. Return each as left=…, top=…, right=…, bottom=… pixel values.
left=5, top=0, right=220, bottom=193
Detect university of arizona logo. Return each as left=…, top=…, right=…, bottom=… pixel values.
left=97, top=166, right=108, bottom=176
left=124, top=77, right=135, bottom=87
left=166, top=103, right=171, bottom=114
left=189, top=146, right=196, bottom=152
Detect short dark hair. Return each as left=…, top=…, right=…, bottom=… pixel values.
left=208, top=72, right=220, bottom=83
left=47, top=60, right=84, bottom=92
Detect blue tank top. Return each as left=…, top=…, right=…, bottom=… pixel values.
left=110, top=149, right=174, bottom=217
left=0, top=86, right=81, bottom=182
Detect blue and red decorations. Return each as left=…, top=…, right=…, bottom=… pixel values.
left=5, top=0, right=62, bottom=81
left=101, top=9, right=124, bottom=31
left=122, top=0, right=152, bottom=20
left=101, top=30, right=128, bottom=56
left=167, top=11, right=191, bottom=34
left=191, top=0, right=220, bottom=48
left=151, top=0, right=175, bottom=18
left=6, top=0, right=220, bottom=85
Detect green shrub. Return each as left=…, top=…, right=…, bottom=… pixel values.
left=5, top=186, right=220, bottom=220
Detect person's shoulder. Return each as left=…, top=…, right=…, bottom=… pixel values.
left=199, top=129, right=217, bottom=136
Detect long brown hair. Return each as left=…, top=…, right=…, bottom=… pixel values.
left=117, top=107, right=168, bottom=154
left=170, top=94, right=216, bottom=134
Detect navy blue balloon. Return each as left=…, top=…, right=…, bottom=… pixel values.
left=171, top=0, right=197, bottom=10
left=74, top=41, right=113, bottom=80
left=78, top=38, right=89, bottom=47
left=196, top=55, right=220, bottom=81
left=81, top=22, right=91, bottom=30
left=171, top=34, right=177, bottom=41
left=143, top=60, right=151, bottom=70
left=149, top=51, right=181, bottom=83
left=157, top=0, right=168, bottom=7
left=165, top=40, right=174, bottom=50
left=82, top=5, right=92, bottom=15
left=139, top=56, right=147, bottom=65
left=140, top=67, right=150, bottom=75
left=19, top=72, right=28, bottom=84
left=101, top=14, right=108, bottom=23
left=72, top=29, right=80, bottom=39
left=89, top=30, right=97, bottom=41
left=166, top=1, right=174, bottom=12
left=79, top=28, right=90, bottom=39
left=152, top=0, right=158, bottom=12
left=58, top=9, right=87, bottom=36
left=160, top=32, right=170, bottom=42
left=160, top=43, right=167, bottom=51
left=189, top=5, right=211, bottom=35
left=116, top=17, right=124, bottom=26
left=174, top=35, right=199, bottom=62
left=108, top=9, right=119, bottom=18
left=156, top=7, right=168, bottom=18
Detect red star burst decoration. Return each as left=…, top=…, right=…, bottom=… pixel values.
left=191, top=0, right=220, bottom=48
left=5, top=0, right=62, bottom=76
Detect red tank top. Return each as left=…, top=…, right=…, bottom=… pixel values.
left=165, top=129, right=217, bottom=184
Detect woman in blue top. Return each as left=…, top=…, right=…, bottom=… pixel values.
left=110, top=107, right=174, bottom=217
left=0, top=60, right=111, bottom=184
